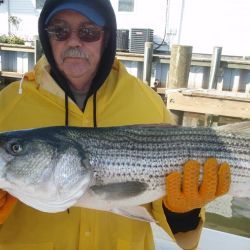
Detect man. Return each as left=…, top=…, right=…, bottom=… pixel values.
left=0, top=0, right=230, bottom=249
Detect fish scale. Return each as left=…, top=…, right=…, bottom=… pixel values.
left=0, top=122, right=249, bottom=215
left=80, top=127, right=249, bottom=188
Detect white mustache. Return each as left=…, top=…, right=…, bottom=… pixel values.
left=61, top=48, right=90, bottom=62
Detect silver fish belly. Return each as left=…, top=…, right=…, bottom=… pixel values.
left=72, top=122, right=250, bottom=207
left=0, top=121, right=249, bottom=213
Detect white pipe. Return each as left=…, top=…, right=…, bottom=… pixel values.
left=166, top=0, right=170, bottom=32
left=177, top=0, right=185, bottom=43
left=7, top=0, right=11, bottom=35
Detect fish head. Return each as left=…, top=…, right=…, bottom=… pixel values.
left=0, top=128, right=92, bottom=212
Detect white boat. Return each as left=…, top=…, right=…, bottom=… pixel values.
left=152, top=223, right=250, bottom=250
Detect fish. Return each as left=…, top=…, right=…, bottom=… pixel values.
left=0, top=121, right=249, bottom=221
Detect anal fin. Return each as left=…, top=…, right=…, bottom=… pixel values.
left=110, top=206, right=156, bottom=222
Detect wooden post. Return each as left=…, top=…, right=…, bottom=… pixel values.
left=168, top=44, right=192, bottom=88
left=167, top=44, right=193, bottom=124
left=143, top=42, right=153, bottom=86
left=207, top=47, right=222, bottom=126
left=208, top=46, right=222, bottom=89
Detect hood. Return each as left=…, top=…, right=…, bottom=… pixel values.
left=38, top=0, right=117, bottom=103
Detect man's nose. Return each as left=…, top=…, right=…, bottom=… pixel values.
left=66, top=30, right=82, bottom=46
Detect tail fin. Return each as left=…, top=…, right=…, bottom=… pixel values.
left=214, top=121, right=250, bottom=136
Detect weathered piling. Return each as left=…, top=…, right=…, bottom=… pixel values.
left=143, top=42, right=153, bottom=85
left=208, top=46, right=222, bottom=89
left=168, top=44, right=192, bottom=88
left=167, top=44, right=193, bottom=124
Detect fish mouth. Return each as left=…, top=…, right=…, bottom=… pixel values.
left=7, top=171, right=92, bottom=213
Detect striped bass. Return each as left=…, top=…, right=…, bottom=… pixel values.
left=0, top=122, right=249, bottom=220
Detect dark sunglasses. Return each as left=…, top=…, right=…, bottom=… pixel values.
left=45, top=20, right=104, bottom=42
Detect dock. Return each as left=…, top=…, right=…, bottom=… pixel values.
left=1, top=43, right=250, bottom=124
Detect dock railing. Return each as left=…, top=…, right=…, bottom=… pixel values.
left=1, top=43, right=250, bottom=124
left=116, top=44, right=250, bottom=125
left=154, top=45, right=250, bottom=125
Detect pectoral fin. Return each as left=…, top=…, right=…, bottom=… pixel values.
left=91, top=181, right=148, bottom=200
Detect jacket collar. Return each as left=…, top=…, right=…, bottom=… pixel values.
left=34, top=56, right=68, bottom=100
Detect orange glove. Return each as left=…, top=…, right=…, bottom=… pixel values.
left=163, top=158, right=231, bottom=213
left=0, top=190, right=17, bottom=224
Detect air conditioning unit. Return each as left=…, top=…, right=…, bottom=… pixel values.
left=116, top=29, right=129, bottom=52
left=129, top=28, right=154, bottom=54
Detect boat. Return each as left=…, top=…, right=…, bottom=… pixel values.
left=152, top=223, right=250, bottom=250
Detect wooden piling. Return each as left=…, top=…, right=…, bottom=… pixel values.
left=168, top=44, right=192, bottom=88
left=143, top=42, right=153, bottom=85
left=167, top=44, right=193, bottom=124
left=208, top=47, right=222, bottom=89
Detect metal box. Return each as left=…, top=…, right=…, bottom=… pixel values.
left=116, top=29, right=129, bottom=52
left=129, top=28, right=153, bottom=54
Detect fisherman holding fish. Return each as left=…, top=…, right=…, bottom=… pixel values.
left=0, top=0, right=232, bottom=249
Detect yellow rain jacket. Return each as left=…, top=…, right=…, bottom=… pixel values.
left=0, top=56, right=180, bottom=250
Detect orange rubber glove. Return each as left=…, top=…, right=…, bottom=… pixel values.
left=163, top=158, right=231, bottom=213
left=0, top=190, right=17, bottom=224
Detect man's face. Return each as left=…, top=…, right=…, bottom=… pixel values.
left=48, top=10, right=105, bottom=91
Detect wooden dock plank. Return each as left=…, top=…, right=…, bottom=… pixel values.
left=166, top=90, right=250, bottom=119
left=0, top=44, right=35, bottom=53
left=0, top=47, right=35, bottom=53
left=0, top=71, right=23, bottom=78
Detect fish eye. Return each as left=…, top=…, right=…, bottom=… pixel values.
left=8, top=142, right=23, bottom=155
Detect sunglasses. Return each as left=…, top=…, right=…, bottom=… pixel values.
left=45, top=20, right=104, bottom=42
